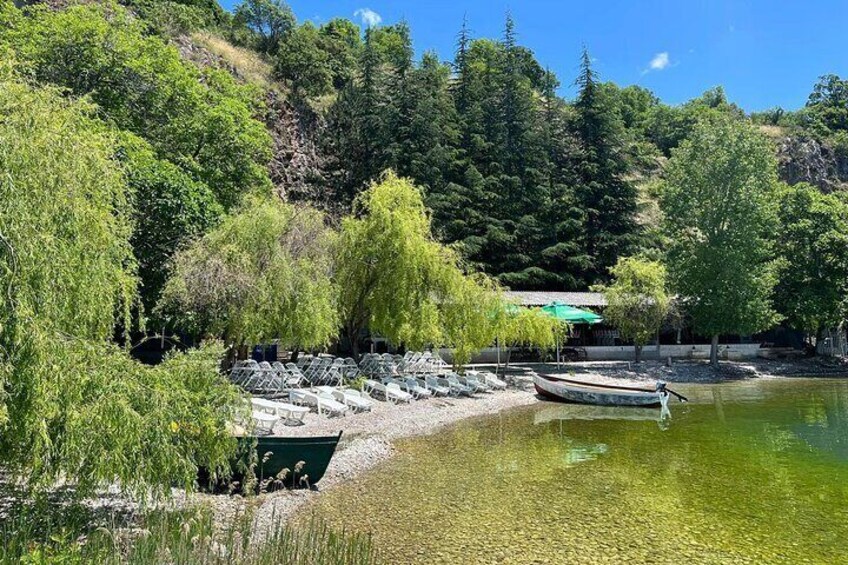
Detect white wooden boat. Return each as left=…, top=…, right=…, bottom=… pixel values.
left=533, top=374, right=670, bottom=407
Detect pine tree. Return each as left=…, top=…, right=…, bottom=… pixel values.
left=573, top=47, right=639, bottom=284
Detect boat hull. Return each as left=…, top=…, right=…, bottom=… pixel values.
left=200, top=432, right=342, bottom=492
left=534, top=374, right=663, bottom=407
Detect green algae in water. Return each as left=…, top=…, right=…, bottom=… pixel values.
left=305, top=379, right=848, bottom=564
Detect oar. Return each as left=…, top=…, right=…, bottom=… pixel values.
left=664, top=387, right=688, bottom=403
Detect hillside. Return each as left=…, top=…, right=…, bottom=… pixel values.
left=3, top=0, right=848, bottom=303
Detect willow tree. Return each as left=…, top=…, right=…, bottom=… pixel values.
left=0, top=79, right=241, bottom=496
left=336, top=173, right=483, bottom=358
left=438, top=272, right=505, bottom=368
left=495, top=304, right=562, bottom=373
left=595, top=257, right=670, bottom=363
left=661, top=116, right=780, bottom=366
left=159, top=196, right=338, bottom=355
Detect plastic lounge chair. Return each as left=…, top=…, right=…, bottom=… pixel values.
left=252, top=361, right=287, bottom=395
left=382, top=377, right=417, bottom=397
left=317, top=386, right=373, bottom=412
left=272, top=362, right=304, bottom=388
left=340, top=358, right=362, bottom=381
left=469, top=370, right=507, bottom=391
left=422, top=376, right=450, bottom=396
left=458, top=374, right=491, bottom=393
left=384, top=382, right=413, bottom=403
left=232, top=360, right=259, bottom=387
left=402, top=377, right=433, bottom=399
left=439, top=375, right=473, bottom=397
left=363, top=379, right=412, bottom=403
left=296, top=390, right=348, bottom=417
left=251, top=410, right=279, bottom=434
left=251, top=397, right=310, bottom=424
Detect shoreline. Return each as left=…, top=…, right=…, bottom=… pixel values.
left=199, top=357, right=848, bottom=532
left=200, top=387, right=541, bottom=533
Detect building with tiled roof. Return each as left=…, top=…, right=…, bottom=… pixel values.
left=504, top=290, right=606, bottom=308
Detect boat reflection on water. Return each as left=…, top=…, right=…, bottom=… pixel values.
left=531, top=403, right=671, bottom=467
left=533, top=403, right=671, bottom=429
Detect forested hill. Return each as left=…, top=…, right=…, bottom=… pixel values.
left=3, top=0, right=848, bottom=302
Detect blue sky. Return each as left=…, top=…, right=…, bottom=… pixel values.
left=220, top=0, right=848, bottom=111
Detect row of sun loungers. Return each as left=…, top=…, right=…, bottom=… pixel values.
left=235, top=352, right=510, bottom=433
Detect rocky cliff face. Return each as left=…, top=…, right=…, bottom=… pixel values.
left=264, top=91, right=329, bottom=208
left=173, top=35, right=331, bottom=211
left=776, top=136, right=848, bottom=192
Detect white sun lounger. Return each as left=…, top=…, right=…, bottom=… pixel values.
left=251, top=410, right=279, bottom=434
left=399, top=377, right=432, bottom=399
left=250, top=397, right=310, bottom=424
left=316, top=386, right=374, bottom=412
left=439, top=375, right=473, bottom=396
left=363, top=379, right=413, bottom=403
left=458, top=374, right=491, bottom=393
left=468, top=370, right=508, bottom=391
left=291, top=389, right=348, bottom=417
left=422, top=376, right=450, bottom=396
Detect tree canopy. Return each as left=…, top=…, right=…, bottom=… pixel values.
left=774, top=183, right=848, bottom=334
left=336, top=172, right=523, bottom=360
left=159, top=196, right=338, bottom=350
left=661, top=116, right=781, bottom=364
left=0, top=78, right=240, bottom=496
left=595, top=257, right=670, bottom=362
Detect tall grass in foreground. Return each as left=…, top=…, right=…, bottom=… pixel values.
left=0, top=503, right=376, bottom=565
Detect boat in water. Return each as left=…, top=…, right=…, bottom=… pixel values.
left=533, top=374, right=672, bottom=408
left=200, top=432, right=342, bottom=492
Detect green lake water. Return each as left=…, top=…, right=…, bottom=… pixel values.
left=305, top=379, right=848, bottom=564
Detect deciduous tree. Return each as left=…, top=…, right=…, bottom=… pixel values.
left=595, top=257, right=670, bottom=362
left=661, top=116, right=780, bottom=365
left=774, top=183, right=848, bottom=336
left=0, top=79, right=240, bottom=496
left=159, top=196, right=338, bottom=352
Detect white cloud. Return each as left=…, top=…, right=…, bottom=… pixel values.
left=649, top=52, right=670, bottom=71
left=354, top=8, right=382, bottom=28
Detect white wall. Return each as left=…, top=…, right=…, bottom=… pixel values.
left=437, top=343, right=762, bottom=364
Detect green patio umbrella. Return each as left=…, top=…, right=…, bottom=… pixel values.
left=541, top=302, right=603, bottom=324
left=541, top=302, right=603, bottom=367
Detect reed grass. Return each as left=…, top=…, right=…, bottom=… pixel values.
left=0, top=499, right=376, bottom=565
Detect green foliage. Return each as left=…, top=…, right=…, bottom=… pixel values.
left=497, top=306, right=560, bottom=350
left=661, top=116, right=780, bottom=358
left=125, top=0, right=217, bottom=35
left=1, top=504, right=376, bottom=564
left=774, top=183, right=848, bottom=334
left=595, top=257, right=670, bottom=361
left=275, top=22, right=333, bottom=97
left=647, top=87, right=746, bottom=155
left=318, top=18, right=363, bottom=89
left=438, top=273, right=504, bottom=368
left=119, top=132, right=224, bottom=315
left=233, top=0, right=295, bottom=54
left=0, top=78, right=241, bottom=495
left=336, top=172, right=503, bottom=360
left=4, top=1, right=272, bottom=210
left=160, top=196, right=338, bottom=349
left=336, top=173, right=455, bottom=353
left=804, top=74, right=848, bottom=134
left=573, top=49, right=640, bottom=283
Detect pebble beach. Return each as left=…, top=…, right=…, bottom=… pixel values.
left=197, top=356, right=848, bottom=535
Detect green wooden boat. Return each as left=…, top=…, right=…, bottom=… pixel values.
left=200, top=432, right=342, bottom=492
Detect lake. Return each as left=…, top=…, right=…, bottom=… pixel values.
left=304, top=378, right=848, bottom=564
